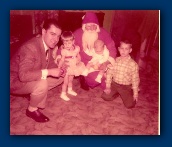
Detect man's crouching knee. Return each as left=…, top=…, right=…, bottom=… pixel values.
left=32, top=79, right=48, bottom=95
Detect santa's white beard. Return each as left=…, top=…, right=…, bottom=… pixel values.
left=82, top=31, right=98, bottom=50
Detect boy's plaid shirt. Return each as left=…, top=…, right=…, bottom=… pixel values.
left=106, top=56, right=140, bottom=97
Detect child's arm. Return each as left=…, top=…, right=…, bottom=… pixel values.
left=58, top=49, right=65, bottom=69
left=108, top=56, right=116, bottom=67
left=104, top=67, right=113, bottom=94
left=84, top=48, right=93, bottom=56
left=98, top=48, right=111, bottom=71
left=75, top=46, right=82, bottom=65
left=98, top=46, right=110, bottom=64
left=58, top=57, right=65, bottom=70
left=131, top=63, right=140, bottom=101
left=77, top=53, right=81, bottom=63
left=54, top=55, right=62, bottom=65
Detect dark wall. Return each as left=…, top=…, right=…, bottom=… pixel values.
left=58, top=11, right=105, bottom=32
left=10, top=15, right=33, bottom=42
left=111, top=10, right=159, bottom=61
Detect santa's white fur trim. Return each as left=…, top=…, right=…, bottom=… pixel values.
left=82, top=24, right=100, bottom=32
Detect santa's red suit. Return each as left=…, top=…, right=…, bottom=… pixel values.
left=73, top=12, right=117, bottom=90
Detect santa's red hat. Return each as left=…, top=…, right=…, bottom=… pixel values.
left=82, top=12, right=99, bottom=25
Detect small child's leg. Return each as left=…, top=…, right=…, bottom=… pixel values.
left=81, top=68, right=89, bottom=76
left=95, top=71, right=104, bottom=83
left=82, top=62, right=92, bottom=76
left=95, top=74, right=102, bottom=83
left=60, top=75, right=70, bottom=101
left=60, top=92, right=70, bottom=101
left=67, top=88, right=77, bottom=96
left=67, top=75, right=77, bottom=96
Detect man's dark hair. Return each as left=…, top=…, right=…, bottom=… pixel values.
left=43, top=19, right=62, bottom=30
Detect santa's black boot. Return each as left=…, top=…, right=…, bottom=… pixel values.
left=79, top=75, right=89, bottom=91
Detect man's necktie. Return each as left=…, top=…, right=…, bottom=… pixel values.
left=46, top=50, right=49, bottom=61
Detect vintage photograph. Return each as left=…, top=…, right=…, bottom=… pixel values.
left=10, top=10, right=159, bottom=135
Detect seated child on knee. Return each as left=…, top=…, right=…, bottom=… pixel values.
left=82, top=39, right=115, bottom=83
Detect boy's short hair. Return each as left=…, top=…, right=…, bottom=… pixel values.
left=61, top=31, right=75, bottom=41
left=120, top=39, right=132, bottom=48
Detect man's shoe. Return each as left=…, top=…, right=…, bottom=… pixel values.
left=79, top=76, right=89, bottom=91
left=26, top=109, right=49, bottom=123
left=23, top=94, right=30, bottom=101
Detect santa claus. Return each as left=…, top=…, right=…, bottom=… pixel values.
left=74, top=11, right=117, bottom=90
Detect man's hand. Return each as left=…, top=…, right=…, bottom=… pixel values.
left=48, top=68, right=66, bottom=78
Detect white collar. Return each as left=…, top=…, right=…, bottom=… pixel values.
left=42, top=38, right=49, bottom=52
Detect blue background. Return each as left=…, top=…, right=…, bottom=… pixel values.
left=0, top=0, right=171, bottom=146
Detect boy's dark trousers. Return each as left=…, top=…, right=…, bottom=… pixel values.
left=101, top=81, right=136, bottom=109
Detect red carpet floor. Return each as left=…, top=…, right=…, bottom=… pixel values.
left=10, top=70, right=159, bottom=135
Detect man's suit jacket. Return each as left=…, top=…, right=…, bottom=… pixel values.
left=10, top=36, right=57, bottom=92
